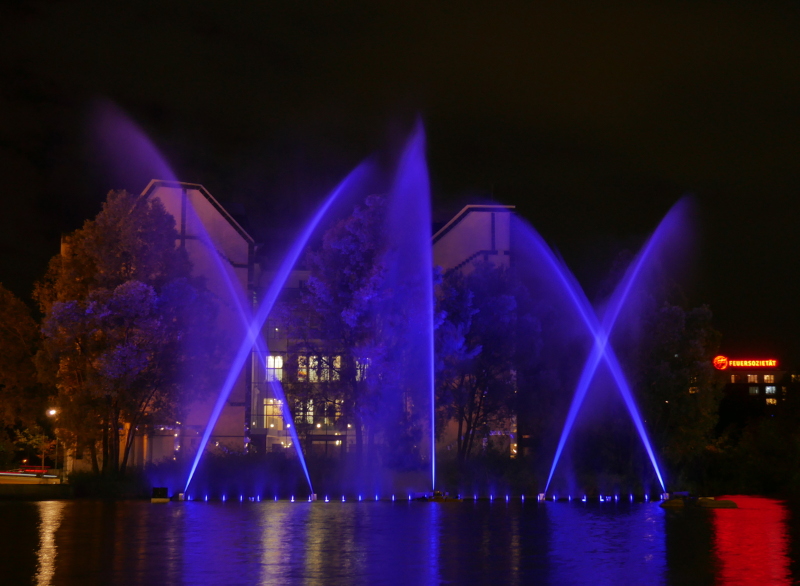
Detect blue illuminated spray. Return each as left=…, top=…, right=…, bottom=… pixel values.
left=184, top=163, right=374, bottom=493
left=88, top=104, right=312, bottom=497
left=383, top=121, right=436, bottom=492
left=533, top=227, right=667, bottom=493
left=174, top=186, right=316, bottom=493
left=538, top=205, right=682, bottom=493
left=518, top=201, right=690, bottom=495
left=94, top=106, right=437, bottom=498
left=91, top=100, right=178, bottom=190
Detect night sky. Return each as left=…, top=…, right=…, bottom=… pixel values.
left=2, top=1, right=798, bottom=362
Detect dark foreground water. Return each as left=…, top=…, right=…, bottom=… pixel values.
left=0, top=495, right=797, bottom=585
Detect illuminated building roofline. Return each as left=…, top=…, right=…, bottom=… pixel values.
left=432, top=204, right=515, bottom=244
left=141, top=179, right=254, bottom=245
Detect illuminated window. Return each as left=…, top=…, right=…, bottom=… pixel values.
left=764, top=374, right=775, bottom=383
left=749, top=386, right=759, bottom=395
left=766, top=385, right=776, bottom=394
left=356, top=358, right=369, bottom=381
left=730, top=375, right=738, bottom=383
left=321, top=400, right=343, bottom=425
left=308, top=355, right=341, bottom=382
left=266, top=355, right=283, bottom=382
left=792, top=375, right=800, bottom=383
left=294, top=399, right=313, bottom=424
left=297, top=356, right=308, bottom=382
left=309, top=356, right=320, bottom=382
left=747, top=374, right=758, bottom=383
left=766, top=398, right=777, bottom=405
left=689, top=387, right=699, bottom=394
left=263, top=398, right=283, bottom=430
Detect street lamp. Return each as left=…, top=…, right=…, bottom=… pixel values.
left=46, top=409, right=58, bottom=479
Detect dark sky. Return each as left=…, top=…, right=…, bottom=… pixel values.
left=1, top=1, right=799, bottom=363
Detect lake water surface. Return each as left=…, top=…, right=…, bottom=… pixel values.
left=0, top=495, right=796, bottom=585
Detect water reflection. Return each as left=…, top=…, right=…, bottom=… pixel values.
left=713, top=496, right=791, bottom=585
left=425, top=503, right=441, bottom=585
left=0, top=496, right=796, bottom=585
left=546, top=502, right=667, bottom=585
left=35, top=501, right=65, bottom=586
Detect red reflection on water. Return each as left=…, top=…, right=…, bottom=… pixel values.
left=713, top=495, right=790, bottom=585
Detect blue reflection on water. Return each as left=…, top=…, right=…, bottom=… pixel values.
left=546, top=502, right=666, bottom=585
left=4, top=498, right=798, bottom=585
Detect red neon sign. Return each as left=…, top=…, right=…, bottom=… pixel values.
left=713, top=355, right=778, bottom=370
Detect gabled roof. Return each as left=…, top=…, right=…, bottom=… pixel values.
left=141, top=179, right=255, bottom=245
left=432, top=204, right=515, bottom=243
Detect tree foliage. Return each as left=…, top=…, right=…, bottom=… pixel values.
left=436, top=262, right=520, bottom=464
left=285, top=195, right=390, bottom=460
left=0, top=284, right=47, bottom=426
left=632, top=302, right=724, bottom=488
left=34, top=190, right=221, bottom=477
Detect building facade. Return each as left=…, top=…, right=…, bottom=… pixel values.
left=119, top=192, right=518, bottom=466
left=129, top=181, right=255, bottom=466
left=713, top=355, right=798, bottom=432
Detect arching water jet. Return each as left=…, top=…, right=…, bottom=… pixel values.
left=184, top=162, right=374, bottom=493
left=513, top=200, right=690, bottom=495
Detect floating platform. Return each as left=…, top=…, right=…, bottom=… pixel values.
left=660, top=496, right=737, bottom=509
left=151, top=487, right=170, bottom=503
left=697, top=497, right=737, bottom=508
left=417, top=492, right=462, bottom=502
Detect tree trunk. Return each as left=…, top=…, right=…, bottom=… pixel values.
left=355, top=412, right=363, bottom=466
left=90, top=441, right=100, bottom=475
left=102, top=397, right=110, bottom=475
left=456, top=416, right=464, bottom=465
left=119, top=423, right=136, bottom=478
left=367, top=425, right=375, bottom=467
left=109, top=407, right=120, bottom=476
left=465, top=418, right=475, bottom=460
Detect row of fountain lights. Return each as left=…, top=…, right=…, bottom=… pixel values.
left=176, top=493, right=666, bottom=503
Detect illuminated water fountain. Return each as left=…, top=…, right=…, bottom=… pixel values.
left=93, top=102, right=672, bottom=502
left=95, top=105, right=437, bottom=498
left=512, top=199, right=690, bottom=497
left=92, top=103, right=315, bottom=494
left=183, top=163, right=374, bottom=494
left=185, top=122, right=437, bottom=496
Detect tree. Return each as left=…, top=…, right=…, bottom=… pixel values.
left=0, top=284, right=47, bottom=426
left=35, top=190, right=221, bottom=477
left=633, top=302, right=724, bottom=488
left=436, top=262, right=519, bottom=464
left=13, top=426, right=56, bottom=469
left=285, top=195, right=389, bottom=461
